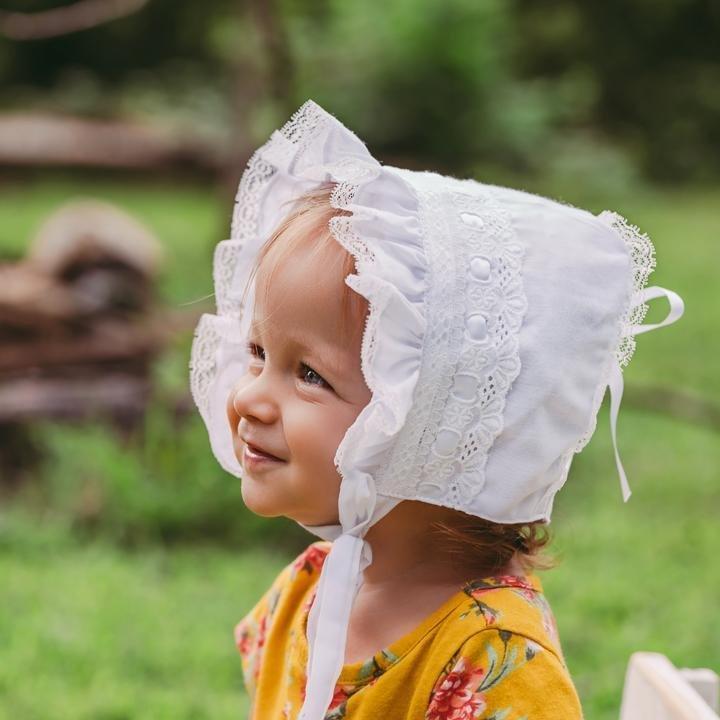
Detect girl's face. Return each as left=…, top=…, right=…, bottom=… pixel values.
left=227, top=239, right=371, bottom=526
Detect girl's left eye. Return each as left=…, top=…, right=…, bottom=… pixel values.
left=300, top=363, right=330, bottom=389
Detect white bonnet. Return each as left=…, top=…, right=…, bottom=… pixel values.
left=189, top=99, right=684, bottom=719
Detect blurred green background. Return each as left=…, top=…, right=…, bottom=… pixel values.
left=0, top=1, right=718, bottom=719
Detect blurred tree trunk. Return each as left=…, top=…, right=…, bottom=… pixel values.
left=218, top=0, right=297, bottom=246
left=0, top=0, right=150, bottom=40
left=249, top=0, right=296, bottom=113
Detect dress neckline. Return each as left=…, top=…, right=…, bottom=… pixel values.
left=298, top=545, right=543, bottom=685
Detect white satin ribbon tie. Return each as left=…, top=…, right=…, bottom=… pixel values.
left=608, top=286, right=685, bottom=502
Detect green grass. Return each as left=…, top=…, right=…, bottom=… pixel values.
left=0, top=176, right=718, bottom=719
left=0, top=529, right=288, bottom=720
left=547, top=403, right=720, bottom=718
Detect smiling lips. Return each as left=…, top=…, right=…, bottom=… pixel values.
left=242, top=439, right=285, bottom=465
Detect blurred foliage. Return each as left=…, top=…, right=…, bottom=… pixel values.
left=0, top=0, right=717, bottom=180
left=0, top=536, right=263, bottom=719
left=5, top=342, right=307, bottom=550
left=513, top=0, right=720, bottom=181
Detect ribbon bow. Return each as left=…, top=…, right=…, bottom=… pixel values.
left=608, top=286, right=685, bottom=502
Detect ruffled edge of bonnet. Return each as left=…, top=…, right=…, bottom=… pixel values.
left=189, top=99, right=427, bottom=533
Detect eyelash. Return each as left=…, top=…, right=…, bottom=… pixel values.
left=246, top=342, right=331, bottom=390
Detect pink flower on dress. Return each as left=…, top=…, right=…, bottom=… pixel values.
left=292, top=544, right=329, bottom=576
left=234, top=611, right=268, bottom=656
left=426, top=656, right=487, bottom=720
left=255, top=613, right=268, bottom=652
left=494, top=575, right=537, bottom=603
left=537, top=597, right=561, bottom=646
left=328, top=685, right=352, bottom=711
left=234, top=620, right=253, bottom=657
left=493, top=574, right=532, bottom=590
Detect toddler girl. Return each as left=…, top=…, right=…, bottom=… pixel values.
left=190, top=100, right=685, bottom=720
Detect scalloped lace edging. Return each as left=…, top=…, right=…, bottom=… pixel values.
left=574, top=210, right=657, bottom=453
left=600, top=211, right=657, bottom=369
left=190, top=313, right=222, bottom=422
left=326, top=175, right=414, bottom=478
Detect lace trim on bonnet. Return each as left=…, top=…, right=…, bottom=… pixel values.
left=369, top=171, right=528, bottom=512
left=574, top=211, right=657, bottom=453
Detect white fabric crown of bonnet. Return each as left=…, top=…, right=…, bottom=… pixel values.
left=190, top=99, right=684, bottom=719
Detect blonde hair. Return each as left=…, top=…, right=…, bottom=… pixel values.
left=241, top=182, right=367, bottom=332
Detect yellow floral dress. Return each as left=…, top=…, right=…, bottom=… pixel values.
left=235, top=541, right=584, bottom=719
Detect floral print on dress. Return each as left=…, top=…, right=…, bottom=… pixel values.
left=296, top=657, right=381, bottom=719
left=426, top=630, right=545, bottom=720
left=301, top=668, right=387, bottom=718
left=291, top=543, right=328, bottom=579
left=465, top=575, right=536, bottom=603
left=460, top=595, right=501, bottom=625
left=322, top=678, right=381, bottom=719
left=234, top=542, right=582, bottom=720
left=426, top=656, right=487, bottom=720
left=460, top=574, right=564, bottom=657
left=469, top=576, right=563, bottom=659
left=235, top=545, right=324, bottom=702
left=235, top=606, right=270, bottom=697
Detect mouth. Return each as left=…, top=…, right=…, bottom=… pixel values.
left=241, top=439, right=285, bottom=465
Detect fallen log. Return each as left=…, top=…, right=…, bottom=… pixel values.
left=0, top=112, right=224, bottom=171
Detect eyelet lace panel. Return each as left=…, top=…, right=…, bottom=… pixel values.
left=374, top=172, right=528, bottom=512
left=573, top=210, right=657, bottom=453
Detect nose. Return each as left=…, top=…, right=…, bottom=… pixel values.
left=227, top=371, right=279, bottom=430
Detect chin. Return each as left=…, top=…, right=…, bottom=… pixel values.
left=291, top=511, right=340, bottom=527
left=239, top=481, right=286, bottom=518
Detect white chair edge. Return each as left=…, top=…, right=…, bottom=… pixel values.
left=620, top=651, right=719, bottom=720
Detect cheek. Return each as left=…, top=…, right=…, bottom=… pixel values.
left=286, top=402, right=350, bottom=465
left=280, top=402, right=361, bottom=524
left=284, top=400, right=364, bottom=482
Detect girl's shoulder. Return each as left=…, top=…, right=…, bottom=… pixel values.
left=424, top=574, right=584, bottom=718
left=427, top=620, right=584, bottom=719
left=444, top=573, right=567, bottom=668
